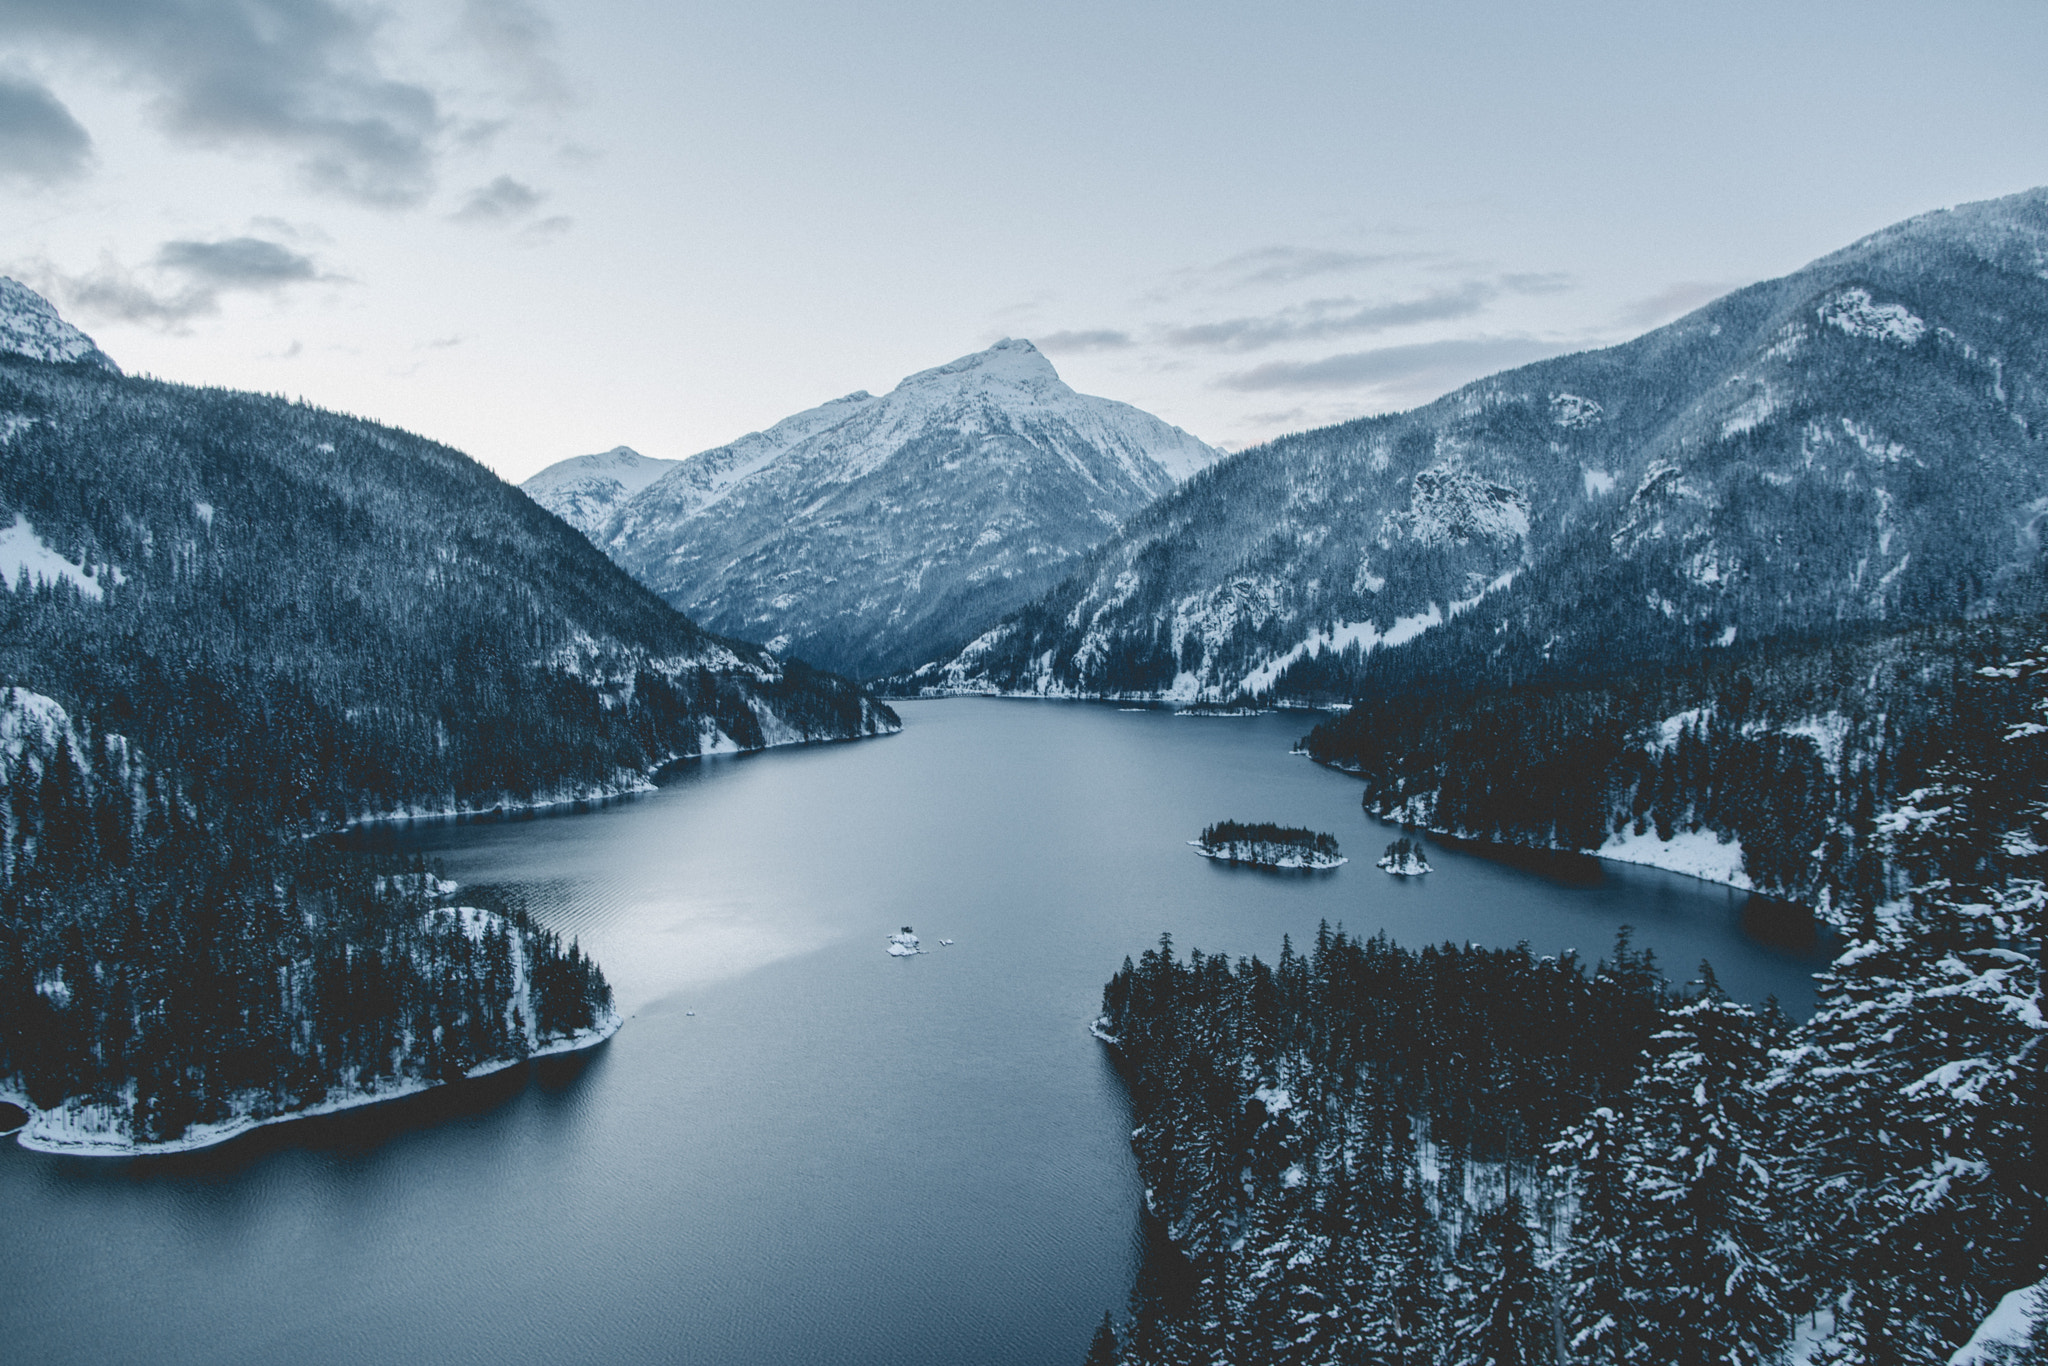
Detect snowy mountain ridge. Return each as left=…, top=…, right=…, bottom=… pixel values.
left=0, top=278, right=118, bottom=373
left=526, top=337, right=1223, bottom=679
left=900, top=186, right=2048, bottom=703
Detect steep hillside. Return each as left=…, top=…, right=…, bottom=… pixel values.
left=531, top=338, right=1222, bottom=679
left=0, top=298, right=896, bottom=826
left=902, top=188, right=2048, bottom=703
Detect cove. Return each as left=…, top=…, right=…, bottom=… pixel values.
left=0, top=699, right=1828, bottom=1366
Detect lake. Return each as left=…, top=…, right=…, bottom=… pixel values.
left=0, top=699, right=1827, bottom=1365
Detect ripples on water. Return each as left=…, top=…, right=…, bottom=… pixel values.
left=0, top=700, right=1829, bottom=1366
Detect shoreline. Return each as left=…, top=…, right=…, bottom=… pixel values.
left=337, top=721, right=901, bottom=832
left=1305, top=753, right=1772, bottom=901
left=8, top=1009, right=623, bottom=1159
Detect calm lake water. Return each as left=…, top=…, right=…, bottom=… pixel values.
left=0, top=699, right=1827, bottom=1365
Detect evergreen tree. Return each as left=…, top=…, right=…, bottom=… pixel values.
left=1447, top=1195, right=1553, bottom=1366
left=1625, top=976, right=1789, bottom=1366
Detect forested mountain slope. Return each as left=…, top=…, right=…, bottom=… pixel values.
left=0, top=283, right=894, bottom=1153
left=0, top=309, right=896, bottom=825
left=529, top=338, right=1222, bottom=679
left=905, top=187, right=2048, bottom=703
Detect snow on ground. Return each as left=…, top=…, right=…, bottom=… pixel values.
left=1238, top=606, right=1444, bottom=697
left=1597, top=826, right=1753, bottom=891
left=1376, top=850, right=1433, bottom=876
left=0, top=515, right=119, bottom=600
left=1951, top=1278, right=2047, bottom=1366
left=887, top=928, right=923, bottom=957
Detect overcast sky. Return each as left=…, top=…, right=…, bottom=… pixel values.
left=3, top=0, right=2044, bottom=481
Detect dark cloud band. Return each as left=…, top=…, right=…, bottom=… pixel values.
left=0, top=73, right=92, bottom=183
left=1218, top=336, right=1576, bottom=394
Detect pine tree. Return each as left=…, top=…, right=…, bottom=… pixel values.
left=1550, top=1102, right=1635, bottom=1365
left=1447, top=1195, right=1553, bottom=1366
left=1622, top=976, right=1789, bottom=1366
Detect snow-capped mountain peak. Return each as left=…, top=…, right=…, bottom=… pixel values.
left=529, top=337, right=1226, bottom=678
left=897, top=337, right=1061, bottom=393
left=0, top=278, right=119, bottom=373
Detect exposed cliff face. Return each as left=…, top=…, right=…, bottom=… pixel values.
left=902, top=188, right=2048, bottom=703
left=525, top=338, right=1222, bottom=679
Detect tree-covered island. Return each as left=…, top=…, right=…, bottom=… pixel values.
left=1190, top=821, right=1345, bottom=871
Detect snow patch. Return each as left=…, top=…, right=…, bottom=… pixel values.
left=1237, top=605, right=1443, bottom=697
left=1597, top=827, right=1752, bottom=891
left=1950, top=1277, right=2046, bottom=1366
left=0, top=515, right=119, bottom=600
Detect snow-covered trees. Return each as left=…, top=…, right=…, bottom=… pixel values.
left=1772, top=651, right=2048, bottom=1363
left=1094, top=642, right=2046, bottom=1365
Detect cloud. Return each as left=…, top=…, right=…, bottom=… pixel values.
left=451, top=173, right=543, bottom=224
left=1162, top=281, right=1501, bottom=352
left=1035, top=328, right=1134, bottom=352
left=1500, top=271, right=1574, bottom=295
left=1205, top=246, right=1410, bottom=289
left=0, top=0, right=566, bottom=206
left=0, top=73, right=92, bottom=183
left=459, top=0, right=569, bottom=109
left=36, top=233, right=332, bottom=328
left=156, top=236, right=320, bottom=286
left=516, top=212, right=572, bottom=243
left=0, top=0, right=439, bottom=205
left=1618, top=280, right=1737, bottom=329
left=1218, top=336, right=1578, bottom=396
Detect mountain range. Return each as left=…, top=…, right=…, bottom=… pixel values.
left=899, top=187, right=2048, bottom=702
left=524, top=338, right=1221, bottom=679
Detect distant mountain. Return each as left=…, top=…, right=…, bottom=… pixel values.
left=526, top=338, right=1222, bottom=679
left=902, top=187, right=2048, bottom=702
left=522, top=445, right=680, bottom=539
left=0, top=277, right=119, bottom=373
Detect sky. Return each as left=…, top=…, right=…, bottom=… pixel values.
left=2, top=0, right=2045, bottom=483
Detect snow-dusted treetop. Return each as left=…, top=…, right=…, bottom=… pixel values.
left=0, top=277, right=118, bottom=372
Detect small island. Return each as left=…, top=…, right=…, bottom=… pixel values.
left=887, top=926, right=924, bottom=957
left=1190, top=820, right=1345, bottom=870
left=1377, top=837, right=1434, bottom=876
